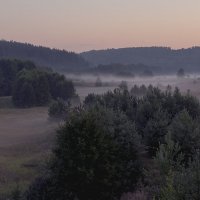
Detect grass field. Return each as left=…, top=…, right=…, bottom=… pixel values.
left=0, top=106, right=58, bottom=198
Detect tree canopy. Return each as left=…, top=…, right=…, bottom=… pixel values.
left=0, top=59, right=36, bottom=96
left=24, top=85, right=200, bottom=200
left=12, top=69, right=75, bottom=107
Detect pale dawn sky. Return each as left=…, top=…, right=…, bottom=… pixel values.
left=0, top=0, right=200, bottom=52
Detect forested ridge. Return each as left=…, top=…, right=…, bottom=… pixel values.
left=81, top=47, right=200, bottom=73
left=2, top=40, right=200, bottom=75
left=0, top=40, right=89, bottom=72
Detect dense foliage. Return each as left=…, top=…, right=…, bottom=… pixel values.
left=24, top=85, right=200, bottom=200
left=0, top=58, right=76, bottom=108
left=84, top=86, right=200, bottom=156
left=12, top=69, right=75, bottom=107
left=26, top=107, right=142, bottom=200
left=0, top=59, right=36, bottom=96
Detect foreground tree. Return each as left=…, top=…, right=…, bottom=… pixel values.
left=52, top=107, right=142, bottom=200
left=26, top=107, right=142, bottom=200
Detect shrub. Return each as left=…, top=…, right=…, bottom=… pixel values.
left=48, top=98, right=70, bottom=119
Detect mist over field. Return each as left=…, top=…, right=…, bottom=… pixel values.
left=64, top=73, right=200, bottom=100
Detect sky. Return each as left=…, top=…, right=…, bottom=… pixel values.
left=0, top=0, right=200, bottom=52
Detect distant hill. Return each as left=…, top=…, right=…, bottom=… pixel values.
left=0, top=40, right=89, bottom=72
left=81, top=47, right=200, bottom=73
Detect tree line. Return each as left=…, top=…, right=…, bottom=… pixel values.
left=88, top=63, right=155, bottom=77
left=0, top=59, right=75, bottom=107
left=81, top=46, right=200, bottom=74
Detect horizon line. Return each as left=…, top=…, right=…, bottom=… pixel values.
left=1, top=39, right=200, bottom=54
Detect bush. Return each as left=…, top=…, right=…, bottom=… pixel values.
left=48, top=98, right=70, bottom=119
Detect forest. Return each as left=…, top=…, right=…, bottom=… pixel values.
left=1, top=45, right=200, bottom=200
left=6, top=84, right=200, bottom=200
left=81, top=47, right=200, bottom=74
left=2, top=41, right=200, bottom=76
left=0, top=40, right=89, bottom=72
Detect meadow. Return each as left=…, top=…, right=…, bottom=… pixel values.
left=0, top=105, right=58, bottom=198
